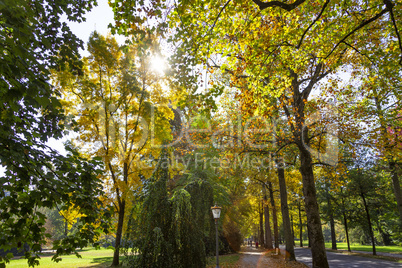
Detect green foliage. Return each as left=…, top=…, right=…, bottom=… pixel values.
left=123, top=151, right=214, bottom=268
left=0, top=0, right=112, bottom=266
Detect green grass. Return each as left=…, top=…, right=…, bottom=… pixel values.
left=5, top=248, right=118, bottom=268
left=206, top=254, right=240, bottom=268
left=7, top=249, right=241, bottom=268
left=295, top=240, right=402, bottom=254
left=324, top=242, right=402, bottom=254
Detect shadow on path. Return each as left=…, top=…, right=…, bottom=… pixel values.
left=237, top=246, right=307, bottom=268
left=294, top=247, right=402, bottom=268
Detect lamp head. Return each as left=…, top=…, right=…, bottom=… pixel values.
left=211, top=204, right=222, bottom=219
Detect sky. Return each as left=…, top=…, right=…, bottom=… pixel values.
left=65, top=0, right=125, bottom=55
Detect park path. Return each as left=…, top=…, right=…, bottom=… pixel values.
left=236, top=246, right=307, bottom=268
left=294, top=247, right=402, bottom=268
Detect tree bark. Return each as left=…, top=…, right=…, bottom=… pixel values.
left=112, top=200, right=125, bottom=266
left=298, top=200, right=303, bottom=247
left=299, top=147, right=329, bottom=268
left=259, top=200, right=265, bottom=248
left=361, top=192, right=376, bottom=255
left=329, top=215, right=337, bottom=250
left=390, top=161, right=402, bottom=225
left=280, top=61, right=328, bottom=268
left=112, top=162, right=128, bottom=266
left=268, top=182, right=279, bottom=248
left=291, top=214, right=295, bottom=246
left=342, top=211, right=351, bottom=252
left=263, top=185, right=273, bottom=249
left=328, top=197, right=337, bottom=250
left=276, top=163, right=295, bottom=260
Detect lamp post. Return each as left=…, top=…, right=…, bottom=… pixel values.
left=211, top=204, right=222, bottom=268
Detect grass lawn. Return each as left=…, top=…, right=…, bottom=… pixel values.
left=8, top=249, right=240, bottom=268
left=206, top=254, right=240, bottom=268
left=296, top=240, right=402, bottom=254
left=324, top=242, right=402, bottom=254
left=6, top=248, right=118, bottom=268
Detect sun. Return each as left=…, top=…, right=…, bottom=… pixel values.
left=150, top=55, right=166, bottom=75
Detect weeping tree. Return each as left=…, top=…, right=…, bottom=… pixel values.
left=123, top=151, right=214, bottom=268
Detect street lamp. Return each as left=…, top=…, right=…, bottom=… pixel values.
left=211, top=204, right=222, bottom=268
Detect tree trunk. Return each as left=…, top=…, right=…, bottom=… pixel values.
left=298, top=200, right=303, bottom=247
left=329, top=216, right=337, bottom=250
left=112, top=200, right=125, bottom=266
left=263, top=186, right=273, bottom=249
left=259, top=201, right=265, bottom=248
left=299, top=147, right=329, bottom=268
left=328, top=197, right=337, bottom=250
left=342, top=211, right=351, bottom=252
left=361, top=192, right=376, bottom=255
left=291, top=214, right=295, bottom=246
left=268, top=182, right=279, bottom=248
left=276, top=162, right=295, bottom=260
left=390, top=161, right=402, bottom=225
left=112, top=162, right=129, bottom=266
left=376, top=219, right=389, bottom=246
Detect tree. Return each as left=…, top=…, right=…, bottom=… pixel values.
left=124, top=150, right=212, bottom=268
left=277, top=160, right=296, bottom=260
left=53, top=32, right=173, bottom=266
left=0, top=1, right=109, bottom=266
left=110, top=2, right=402, bottom=267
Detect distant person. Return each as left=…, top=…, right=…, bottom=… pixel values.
left=256, top=241, right=259, bottom=248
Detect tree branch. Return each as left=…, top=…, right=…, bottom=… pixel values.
left=297, top=0, right=330, bottom=49
left=387, top=0, right=402, bottom=65
left=251, top=0, right=306, bottom=11
left=341, top=41, right=374, bottom=64
left=207, top=0, right=232, bottom=36
left=325, top=7, right=389, bottom=59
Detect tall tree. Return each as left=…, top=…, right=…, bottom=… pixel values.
left=276, top=160, right=296, bottom=260
left=347, top=167, right=378, bottom=255
left=53, top=32, right=173, bottom=266
left=110, top=2, right=402, bottom=267
left=0, top=0, right=109, bottom=266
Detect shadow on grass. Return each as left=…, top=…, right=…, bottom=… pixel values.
left=91, top=257, right=113, bottom=263
left=85, top=256, right=127, bottom=267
